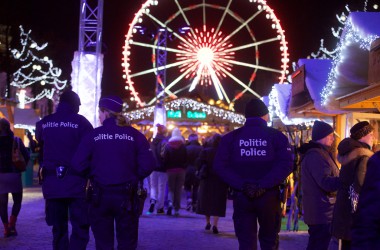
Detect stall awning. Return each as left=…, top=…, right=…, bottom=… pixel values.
left=290, top=59, right=343, bottom=117
left=0, top=107, right=40, bottom=127
left=324, top=12, right=380, bottom=110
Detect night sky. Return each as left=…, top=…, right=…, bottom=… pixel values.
left=0, top=0, right=376, bottom=111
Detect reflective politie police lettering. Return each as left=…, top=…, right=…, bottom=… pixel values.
left=42, top=121, right=79, bottom=129
left=60, top=121, right=79, bottom=128
left=42, top=122, right=59, bottom=129
left=94, top=133, right=135, bottom=142
left=239, top=138, right=268, bottom=157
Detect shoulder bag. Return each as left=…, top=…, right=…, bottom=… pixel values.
left=12, top=137, right=27, bottom=172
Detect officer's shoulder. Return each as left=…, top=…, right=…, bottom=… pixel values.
left=266, top=127, right=286, bottom=137
left=126, top=125, right=146, bottom=138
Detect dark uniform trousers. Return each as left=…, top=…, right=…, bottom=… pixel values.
left=45, top=198, right=90, bottom=250
left=90, top=186, right=139, bottom=250
left=233, top=188, right=282, bottom=250
left=306, top=223, right=332, bottom=250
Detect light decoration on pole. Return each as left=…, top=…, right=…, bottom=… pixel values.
left=125, top=98, right=245, bottom=125
left=321, top=14, right=380, bottom=106
left=10, top=26, right=67, bottom=104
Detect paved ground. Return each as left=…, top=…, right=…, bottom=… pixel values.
left=0, top=186, right=309, bottom=250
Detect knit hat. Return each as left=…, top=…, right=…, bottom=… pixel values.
left=60, top=90, right=81, bottom=107
left=312, top=121, right=334, bottom=141
left=170, top=127, right=184, bottom=142
left=156, top=124, right=167, bottom=134
left=350, top=121, right=374, bottom=140
left=245, top=98, right=269, bottom=118
left=99, top=96, right=123, bottom=113
left=188, top=134, right=198, bottom=142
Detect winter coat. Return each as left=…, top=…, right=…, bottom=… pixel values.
left=36, top=102, right=93, bottom=199
left=196, top=146, right=228, bottom=217
left=351, top=152, right=380, bottom=250
left=214, top=117, right=293, bottom=190
left=0, top=134, right=30, bottom=194
left=72, top=117, right=155, bottom=186
left=300, top=141, right=340, bottom=225
left=163, top=137, right=187, bottom=171
left=331, top=138, right=373, bottom=240
left=0, top=134, right=30, bottom=173
left=150, top=134, right=167, bottom=172
left=185, top=141, right=202, bottom=183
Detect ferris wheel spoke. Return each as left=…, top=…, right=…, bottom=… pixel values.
left=130, top=59, right=194, bottom=78
left=203, top=0, right=206, bottom=27
left=145, top=13, right=193, bottom=47
left=216, top=0, right=233, bottom=34
left=189, top=64, right=204, bottom=92
left=224, top=37, right=280, bottom=53
left=206, top=64, right=225, bottom=101
left=174, top=0, right=196, bottom=36
left=214, top=78, right=231, bottom=104
left=223, top=10, right=263, bottom=42
left=148, top=67, right=193, bottom=106
left=219, top=67, right=261, bottom=99
left=220, top=58, right=282, bottom=73
left=131, top=41, right=184, bottom=54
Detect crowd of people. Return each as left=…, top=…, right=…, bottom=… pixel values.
left=1, top=90, right=380, bottom=250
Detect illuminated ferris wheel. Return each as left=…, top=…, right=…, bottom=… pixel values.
left=123, top=0, right=289, bottom=108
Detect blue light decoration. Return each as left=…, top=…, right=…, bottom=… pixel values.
left=167, top=110, right=182, bottom=118
left=187, top=111, right=206, bottom=119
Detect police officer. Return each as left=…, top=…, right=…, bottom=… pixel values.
left=35, top=90, right=93, bottom=250
left=72, top=95, right=155, bottom=250
left=214, top=98, right=293, bottom=250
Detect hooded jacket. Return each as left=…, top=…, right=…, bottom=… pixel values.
left=331, top=138, right=373, bottom=240
left=163, top=136, right=187, bottom=171
left=300, top=141, right=340, bottom=225
left=351, top=152, right=380, bottom=249
left=150, top=133, right=167, bottom=172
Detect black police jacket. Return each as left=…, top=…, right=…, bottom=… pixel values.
left=36, top=103, right=93, bottom=199
left=72, top=117, right=155, bottom=186
left=214, top=117, right=293, bottom=190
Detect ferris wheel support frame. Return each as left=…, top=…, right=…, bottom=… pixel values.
left=72, top=0, right=104, bottom=127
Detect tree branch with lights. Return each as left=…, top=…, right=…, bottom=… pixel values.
left=10, top=25, right=67, bottom=105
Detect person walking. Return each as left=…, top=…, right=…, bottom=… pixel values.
left=35, top=90, right=93, bottom=250
left=72, top=95, right=155, bottom=250
left=351, top=151, right=380, bottom=250
left=196, top=133, right=228, bottom=234
left=184, top=133, right=202, bottom=212
left=300, top=120, right=340, bottom=250
left=331, top=121, right=374, bottom=250
left=163, top=127, right=187, bottom=216
left=148, top=124, right=168, bottom=214
left=214, top=98, right=293, bottom=250
left=0, top=118, right=30, bottom=238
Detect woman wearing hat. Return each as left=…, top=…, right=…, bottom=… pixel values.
left=331, top=121, right=375, bottom=250
left=72, top=95, right=155, bottom=250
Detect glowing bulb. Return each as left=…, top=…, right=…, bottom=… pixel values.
left=197, top=48, right=214, bottom=65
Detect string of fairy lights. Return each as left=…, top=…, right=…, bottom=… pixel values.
left=10, top=26, right=67, bottom=104
left=321, top=14, right=380, bottom=106
left=125, top=98, right=245, bottom=125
